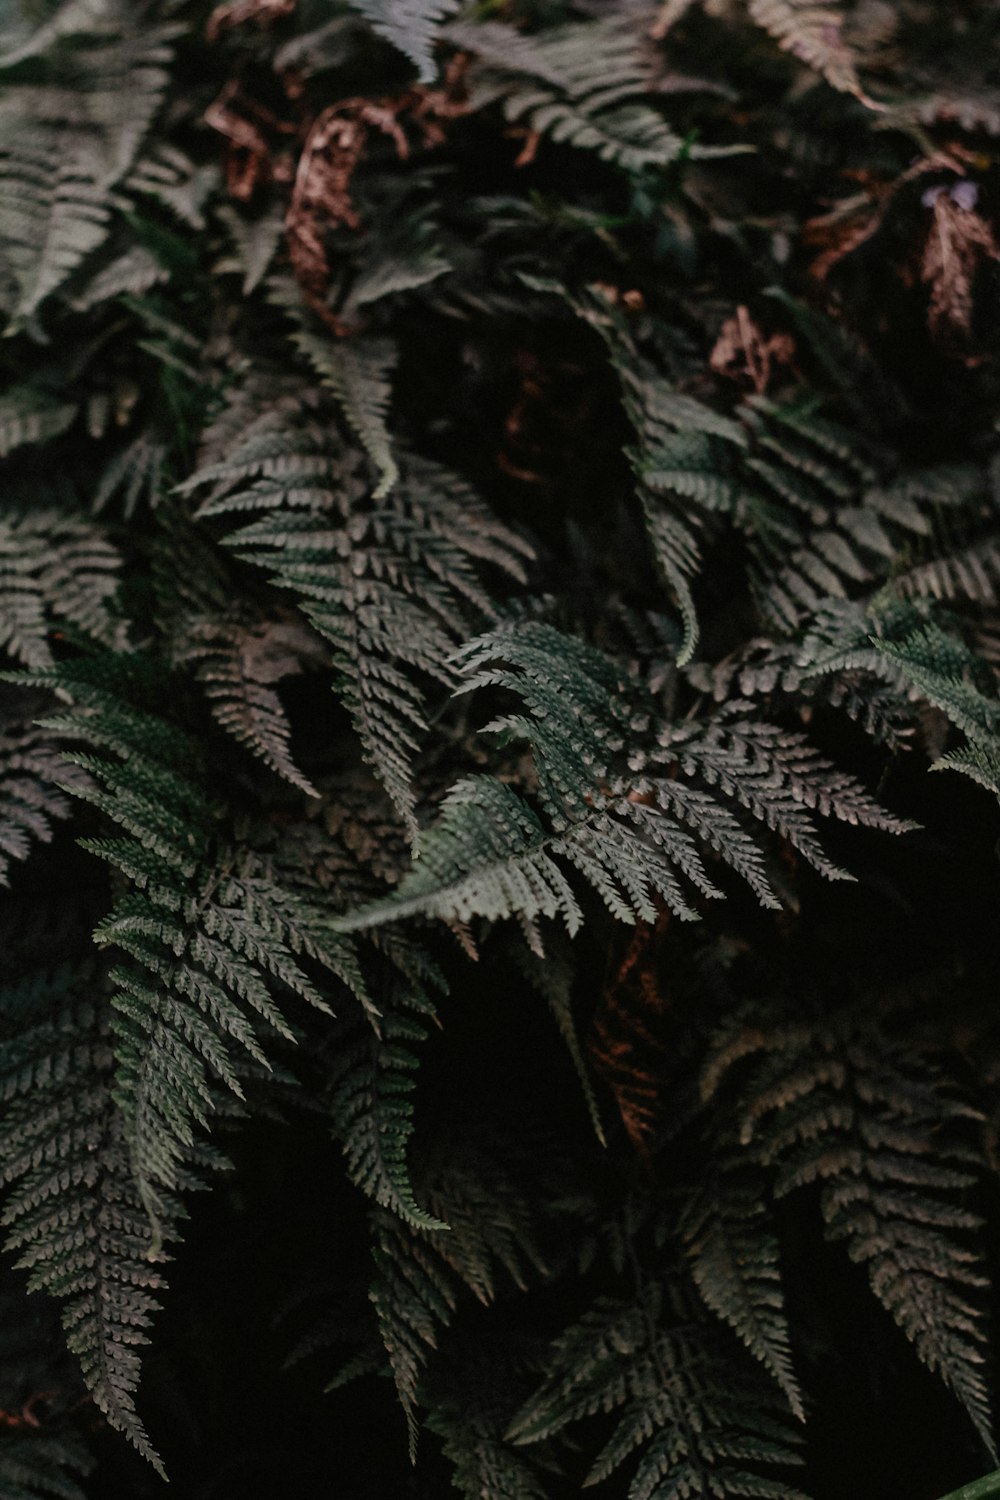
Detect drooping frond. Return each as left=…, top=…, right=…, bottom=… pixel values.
left=24, top=654, right=369, bottom=1252
left=370, top=1141, right=545, bottom=1453
left=508, top=1280, right=809, bottom=1498
left=184, top=389, right=531, bottom=838
left=276, top=285, right=399, bottom=499
left=525, top=280, right=748, bottom=663
left=0, top=948, right=177, bottom=1472
left=327, top=967, right=446, bottom=1230
left=0, top=3, right=175, bottom=325
left=0, top=508, right=124, bottom=669
left=745, top=0, right=870, bottom=102
left=426, top=1336, right=552, bottom=1500
left=870, top=620, right=1000, bottom=800
left=177, top=617, right=325, bottom=797
left=682, top=1132, right=803, bottom=1420
left=704, top=1004, right=995, bottom=1453
left=346, top=0, right=460, bottom=82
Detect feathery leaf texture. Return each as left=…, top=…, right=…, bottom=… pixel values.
left=508, top=1281, right=810, bottom=1498
left=703, top=1006, right=995, bottom=1453
left=346, top=0, right=460, bottom=82
left=0, top=2, right=175, bottom=325
left=682, top=1135, right=803, bottom=1421
left=184, top=389, right=530, bottom=838
left=328, top=963, right=446, bottom=1230
left=870, top=622, right=1000, bottom=801
left=0, top=951, right=175, bottom=1472
left=0, top=713, right=90, bottom=885
left=427, top=1342, right=551, bottom=1500
left=23, top=655, right=369, bottom=1255
left=370, top=1143, right=545, bottom=1453
left=177, top=617, right=324, bottom=797
left=466, top=17, right=694, bottom=174
left=745, top=0, right=870, bottom=102
left=3, top=0, right=1000, bottom=1487
left=338, top=621, right=912, bottom=937
left=0, top=510, right=124, bottom=670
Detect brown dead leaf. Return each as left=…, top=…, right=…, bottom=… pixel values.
left=204, top=81, right=295, bottom=201
left=921, top=186, right=1000, bottom=344
left=286, top=61, right=468, bottom=323
left=589, top=911, right=671, bottom=1155
left=286, top=99, right=409, bottom=321
left=710, top=305, right=795, bottom=393
left=206, top=0, right=295, bottom=44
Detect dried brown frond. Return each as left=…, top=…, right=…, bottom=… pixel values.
left=589, top=913, right=671, bottom=1153
left=920, top=183, right=1000, bottom=347
left=286, top=65, right=468, bottom=323
left=206, top=0, right=295, bottom=44
left=709, top=305, right=795, bottom=393
left=804, top=191, right=884, bottom=282
left=204, top=81, right=295, bottom=201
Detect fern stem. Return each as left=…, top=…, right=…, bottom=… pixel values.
left=937, top=1471, right=1000, bottom=1500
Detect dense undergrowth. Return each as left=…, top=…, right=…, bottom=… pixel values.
left=2, top=1, right=1000, bottom=1496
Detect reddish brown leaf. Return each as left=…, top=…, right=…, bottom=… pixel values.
left=206, top=0, right=295, bottom=43
left=285, top=64, right=468, bottom=322
left=921, top=185, right=1000, bottom=344
left=709, top=305, right=795, bottom=394
left=589, top=912, right=671, bottom=1154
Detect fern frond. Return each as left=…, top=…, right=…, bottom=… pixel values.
left=177, top=617, right=324, bottom=797
left=508, top=1282, right=809, bottom=1498
left=468, top=18, right=696, bottom=174
left=284, top=314, right=399, bottom=500
left=871, top=622, right=1000, bottom=799
left=0, top=8, right=176, bottom=324
left=705, top=1006, right=995, bottom=1453
left=426, top=1337, right=552, bottom=1500
left=215, top=204, right=284, bottom=296
left=186, top=393, right=530, bottom=838
left=346, top=0, right=460, bottom=82
left=0, top=953, right=177, bottom=1473
left=526, top=280, right=746, bottom=663
left=0, top=509, right=124, bottom=669
left=370, top=1142, right=544, bottom=1453
left=745, top=0, right=871, bottom=102
left=24, top=655, right=369, bottom=1251
left=682, top=1131, right=803, bottom=1419
left=0, top=715, right=87, bottom=885
left=337, top=621, right=911, bottom=938
left=328, top=971, right=446, bottom=1230
left=659, top=703, right=915, bottom=879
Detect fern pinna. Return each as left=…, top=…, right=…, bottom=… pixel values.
left=3, top=0, right=1000, bottom=1495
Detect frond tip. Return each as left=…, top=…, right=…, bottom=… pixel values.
left=346, top=0, right=460, bottom=80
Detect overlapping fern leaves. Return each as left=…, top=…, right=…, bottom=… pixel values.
left=2, top=0, right=1000, bottom=1493
left=182, top=385, right=531, bottom=839
left=339, top=619, right=913, bottom=942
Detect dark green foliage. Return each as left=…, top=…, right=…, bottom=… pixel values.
left=3, top=1, right=1000, bottom=1496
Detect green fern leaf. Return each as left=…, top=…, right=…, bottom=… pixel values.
left=508, top=1282, right=809, bottom=1498
left=0, top=954, right=178, bottom=1473
left=706, top=1006, right=996, bottom=1455
left=328, top=973, right=447, bottom=1230
left=0, top=509, right=124, bottom=669
left=346, top=0, right=460, bottom=82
